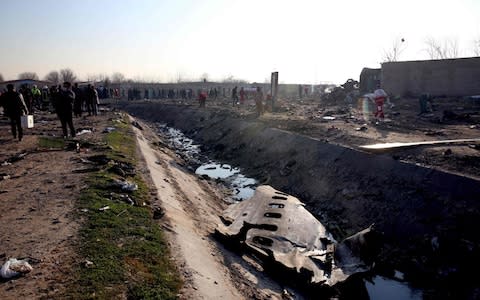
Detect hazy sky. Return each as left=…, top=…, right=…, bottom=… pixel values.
left=0, top=0, right=479, bottom=84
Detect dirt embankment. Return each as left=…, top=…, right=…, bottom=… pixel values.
left=122, top=102, right=480, bottom=296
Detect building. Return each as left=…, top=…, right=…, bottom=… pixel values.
left=381, top=57, right=480, bottom=97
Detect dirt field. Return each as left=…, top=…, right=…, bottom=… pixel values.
left=0, top=111, right=106, bottom=298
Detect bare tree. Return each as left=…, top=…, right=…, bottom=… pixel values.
left=111, top=72, right=125, bottom=84
left=424, top=37, right=460, bottom=59
left=0, top=73, right=4, bottom=82
left=44, top=71, right=60, bottom=85
left=59, top=68, right=77, bottom=83
left=382, top=38, right=406, bottom=62
left=18, top=72, right=39, bottom=80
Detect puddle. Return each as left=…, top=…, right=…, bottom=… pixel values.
left=196, top=163, right=240, bottom=179
left=195, top=163, right=256, bottom=201
left=156, top=124, right=257, bottom=201
left=366, top=276, right=422, bottom=300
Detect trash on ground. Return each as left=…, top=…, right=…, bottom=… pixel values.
left=99, top=206, right=110, bottom=211
left=3, top=152, right=28, bottom=165
left=84, top=260, right=94, bottom=268
left=102, top=127, right=116, bottom=133
left=131, top=121, right=144, bottom=130
left=111, top=179, right=138, bottom=192
left=72, top=167, right=101, bottom=173
left=216, top=185, right=379, bottom=288
left=76, top=129, right=93, bottom=136
left=0, top=258, right=33, bottom=279
left=110, top=192, right=136, bottom=205
left=356, top=126, right=368, bottom=131
left=322, top=116, right=336, bottom=121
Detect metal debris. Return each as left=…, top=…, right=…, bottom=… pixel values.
left=216, top=185, right=376, bottom=287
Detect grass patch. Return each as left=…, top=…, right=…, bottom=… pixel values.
left=38, top=136, right=66, bottom=149
left=66, top=116, right=181, bottom=299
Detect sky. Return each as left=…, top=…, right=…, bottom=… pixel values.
left=0, top=0, right=479, bottom=84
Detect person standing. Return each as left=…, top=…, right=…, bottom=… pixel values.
left=54, top=82, right=76, bottom=139
left=0, top=84, right=29, bottom=141
left=31, top=85, right=42, bottom=110
left=232, top=86, right=238, bottom=106
left=239, top=87, right=246, bottom=105
left=254, top=86, right=264, bottom=117
left=198, top=90, right=207, bottom=108
left=373, top=84, right=388, bottom=121
left=72, top=83, right=84, bottom=117
left=86, top=84, right=98, bottom=116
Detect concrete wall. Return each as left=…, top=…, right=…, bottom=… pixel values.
left=381, top=57, right=480, bottom=97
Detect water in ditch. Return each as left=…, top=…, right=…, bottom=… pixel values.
left=154, top=123, right=422, bottom=299
left=156, top=123, right=256, bottom=201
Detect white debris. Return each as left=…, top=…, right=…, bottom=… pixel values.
left=0, top=258, right=33, bottom=279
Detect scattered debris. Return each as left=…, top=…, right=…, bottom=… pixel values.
left=131, top=121, right=144, bottom=130
left=76, top=129, right=93, bottom=136
left=102, top=127, right=116, bottom=133
left=99, top=206, right=110, bottom=211
left=108, top=162, right=135, bottom=177
left=84, top=260, right=94, bottom=268
left=3, top=152, right=28, bottom=165
left=322, top=116, right=336, bottom=121
left=110, top=179, right=138, bottom=192
left=216, top=185, right=378, bottom=288
left=110, top=192, right=136, bottom=205
left=86, top=154, right=111, bottom=165
left=355, top=126, right=368, bottom=132
left=0, top=258, right=33, bottom=279
left=72, top=167, right=101, bottom=173
left=153, top=206, right=165, bottom=219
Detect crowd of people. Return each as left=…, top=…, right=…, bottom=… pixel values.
left=0, top=82, right=103, bottom=141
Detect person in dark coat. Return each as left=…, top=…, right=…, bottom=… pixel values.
left=72, top=83, right=84, bottom=117
left=0, top=84, right=29, bottom=141
left=53, top=81, right=76, bottom=139
left=232, top=86, right=238, bottom=106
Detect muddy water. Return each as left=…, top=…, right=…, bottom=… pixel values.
left=155, top=122, right=422, bottom=299
left=156, top=124, right=257, bottom=201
